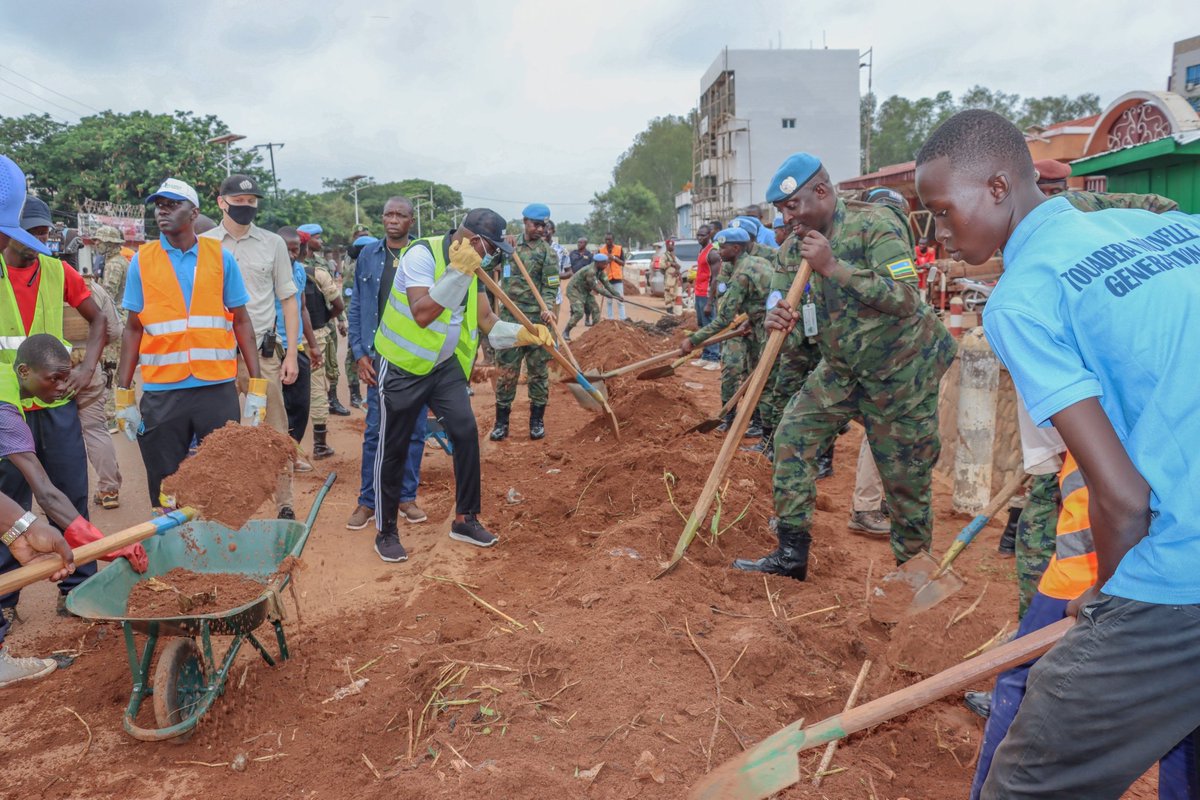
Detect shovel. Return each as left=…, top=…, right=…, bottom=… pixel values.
left=473, top=265, right=621, bottom=438
left=580, top=315, right=747, bottom=383
left=689, top=616, right=1072, bottom=800
left=659, top=260, right=812, bottom=576
left=686, top=374, right=753, bottom=433
left=636, top=326, right=748, bottom=380
left=508, top=249, right=583, bottom=373
left=621, top=297, right=672, bottom=316
left=870, top=470, right=1031, bottom=623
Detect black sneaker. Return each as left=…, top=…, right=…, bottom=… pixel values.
left=449, top=516, right=498, bottom=548
left=964, top=690, right=992, bottom=719
left=374, top=532, right=408, bottom=563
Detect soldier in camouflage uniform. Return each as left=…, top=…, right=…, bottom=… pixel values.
left=733, top=153, right=957, bottom=579
left=564, top=253, right=620, bottom=340
left=341, top=248, right=363, bottom=407
left=94, top=225, right=129, bottom=319
left=660, top=239, right=682, bottom=314
left=490, top=204, right=559, bottom=441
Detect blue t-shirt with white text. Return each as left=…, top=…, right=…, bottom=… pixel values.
left=983, top=196, right=1200, bottom=603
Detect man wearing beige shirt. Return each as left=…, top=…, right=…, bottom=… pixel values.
left=201, top=173, right=301, bottom=518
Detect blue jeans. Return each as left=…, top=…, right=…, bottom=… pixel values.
left=695, top=297, right=720, bottom=360
left=972, top=591, right=1198, bottom=799
left=358, top=382, right=426, bottom=508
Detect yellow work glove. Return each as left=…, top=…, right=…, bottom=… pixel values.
left=516, top=324, right=555, bottom=348
left=447, top=238, right=483, bottom=275
left=244, top=377, right=268, bottom=426
left=114, top=387, right=141, bottom=442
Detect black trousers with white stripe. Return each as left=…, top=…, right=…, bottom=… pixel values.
left=375, top=357, right=480, bottom=535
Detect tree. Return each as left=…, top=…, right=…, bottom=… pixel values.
left=0, top=110, right=266, bottom=218
left=554, top=221, right=590, bottom=244
left=609, top=114, right=693, bottom=237
left=587, top=182, right=661, bottom=246
left=1017, top=94, right=1102, bottom=130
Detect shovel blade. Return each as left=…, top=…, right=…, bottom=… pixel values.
left=690, top=719, right=806, bottom=800
left=687, top=417, right=722, bottom=434
left=636, top=365, right=676, bottom=380
left=566, top=378, right=606, bottom=410
left=868, top=552, right=941, bottom=624
left=909, top=569, right=966, bottom=614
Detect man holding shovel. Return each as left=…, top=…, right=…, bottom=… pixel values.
left=563, top=253, right=621, bottom=341
left=371, top=208, right=552, bottom=563
left=490, top=203, right=558, bottom=442
left=734, top=153, right=955, bottom=580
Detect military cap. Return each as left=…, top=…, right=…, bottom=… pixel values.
left=297, top=223, right=323, bottom=236
left=1034, top=159, right=1071, bottom=181
left=94, top=225, right=125, bottom=243
left=772, top=213, right=785, bottom=228
left=522, top=203, right=551, bottom=221
left=353, top=235, right=378, bottom=247
left=766, top=153, right=822, bottom=203
left=731, top=215, right=762, bottom=237
left=593, top=253, right=609, bottom=263
left=713, top=227, right=751, bottom=245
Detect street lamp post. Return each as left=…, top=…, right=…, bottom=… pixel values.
left=859, top=47, right=873, bottom=174
left=207, top=133, right=247, bottom=176
left=253, top=142, right=286, bottom=199
left=346, top=174, right=367, bottom=226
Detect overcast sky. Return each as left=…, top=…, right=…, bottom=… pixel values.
left=2, top=0, right=1197, bottom=221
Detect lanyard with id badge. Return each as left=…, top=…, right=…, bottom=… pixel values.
left=767, top=284, right=818, bottom=341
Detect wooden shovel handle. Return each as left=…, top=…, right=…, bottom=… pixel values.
left=474, top=265, right=580, bottom=379
left=661, top=263, right=811, bottom=574
left=601, top=314, right=749, bottom=380
left=509, top=248, right=582, bottom=372
left=0, top=508, right=197, bottom=596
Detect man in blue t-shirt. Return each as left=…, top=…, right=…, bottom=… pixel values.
left=916, top=109, right=1200, bottom=799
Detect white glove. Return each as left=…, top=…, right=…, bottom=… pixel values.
left=487, top=320, right=522, bottom=350
left=428, top=269, right=473, bottom=309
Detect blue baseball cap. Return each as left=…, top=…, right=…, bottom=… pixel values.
left=298, top=223, right=323, bottom=236
left=0, top=156, right=50, bottom=256
left=766, top=153, right=822, bottom=204
left=522, top=203, right=551, bottom=221
left=773, top=214, right=785, bottom=229
left=731, top=216, right=762, bottom=237
left=713, top=227, right=751, bottom=245
left=353, top=235, right=378, bottom=247
left=593, top=253, right=609, bottom=262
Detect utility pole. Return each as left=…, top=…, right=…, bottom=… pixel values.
left=346, top=174, right=367, bottom=225
left=207, top=133, right=246, bottom=176
left=859, top=47, right=873, bottom=174
left=253, top=142, right=286, bottom=199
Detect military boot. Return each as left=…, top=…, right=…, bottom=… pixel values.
left=744, top=409, right=764, bottom=438
left=715, top=411, right=735, bottom=433
left=998, top=506, right=1021, bottom=556
left=529, top=404, right=546, bottom=440
left=349, top=382, right=363, bottom=409
left=312, top=424, right=335, bottom=459
left=740, top=426, right=773, bottom=457
left=732, top=523, right=811, bottom=581
left=815, top=443, right=834, bottom=479
left=328, top=388, right=351, bottom=417
left=489, top=406, right=511, bottom=441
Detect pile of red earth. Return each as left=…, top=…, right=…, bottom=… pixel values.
left=124, top=567, right=267, bottom=617
left=568, top=320, right=662, bottom=373
left=162, top=422, right=295, bottom=529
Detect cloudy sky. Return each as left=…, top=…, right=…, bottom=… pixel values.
left=2, top=0, right=1196, bottom=221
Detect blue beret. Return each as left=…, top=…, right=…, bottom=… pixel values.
left=593, top=253, right=609, bottom=262
left=731, top=216, right=762, bottom=236
left=522, top=203, right=551, bottom=221
left=773, top=214, right=785, bottom=228
left=353, top=235, right=378, bottom=247
left=297, top=223, right=323, bottom=235
left=765, top=153, right=822, bottom=203
left=713, top=227, right=751, bottom=245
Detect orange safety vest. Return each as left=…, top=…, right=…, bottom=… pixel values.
left=1037, top=452, right=1098, bottom=600
left=600, top=244, right=623, bottom=282
left=136, top=238, right=237, bottom=385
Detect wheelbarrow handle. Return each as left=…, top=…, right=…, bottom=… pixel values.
left=293, top=472, right=338, bottom=559
left=0, top=508, right=197, bottom=596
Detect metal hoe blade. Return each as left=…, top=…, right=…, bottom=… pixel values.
left=867, top=551, right=963, bottom=624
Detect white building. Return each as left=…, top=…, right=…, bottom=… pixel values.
left=1168, top=35, right=1200, bottom=112
left=688, top=48, right=861, bottom=229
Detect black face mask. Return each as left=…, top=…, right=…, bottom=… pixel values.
left=225, top=204, right=258, bottom=225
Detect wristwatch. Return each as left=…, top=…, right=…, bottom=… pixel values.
left=1, top=511, right=38, bottom=547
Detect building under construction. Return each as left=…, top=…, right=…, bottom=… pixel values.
left=685, top=47, right=860, bottom=232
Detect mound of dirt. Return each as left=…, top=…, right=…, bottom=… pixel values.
left=125, top=568, right=266, bottom=617
left=573, top=380, right=709, bottom=443
left=162, top=422, right=294, bottom=529
left=568, top=320, right=663, bottom=373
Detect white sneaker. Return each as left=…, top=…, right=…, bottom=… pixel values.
left=294, top=458, right=313, bottom=473
left=703, top=362, right=721, bottom=372
left=0, top=646, right=56, bottom=688
left=689, top=359, right=707, bottom=367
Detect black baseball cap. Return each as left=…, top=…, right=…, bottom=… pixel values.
left=218, top=173, right=264, bottom=198
left=461, top=208, right=513, bottom=255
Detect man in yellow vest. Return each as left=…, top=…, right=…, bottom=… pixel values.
left=371, top=208, right=552, bottom=563
left=0, top=191, right=107, bottom=613
left=114, top=179, right=264, bottom=514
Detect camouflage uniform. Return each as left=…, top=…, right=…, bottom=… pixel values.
left=1063, top=190, right=1178, bottom=214
left=660, top=250, right=682, bottom=314
left=495, top=234, right=559, bottom=410
left=564, top=262, right=619, bottom=337
left=1016, top=472, right=1061, bottom=618
left=101, top=250, right=130, bottom=318
left=307, top=257, right=340, bottom=390
left=342, top=258, right=358, bottom=392
left=772, top=199, right=957, bottom=563
left=688, top=249, right=773, bottom=416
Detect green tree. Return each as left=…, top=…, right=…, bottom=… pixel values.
left=604, top=114, right=692, bottom=236
left=1017, top=93, right=1102, bottom=130
left=554, top=220, right=590, bottom=244
left=587, top=181, right=661, bottom=246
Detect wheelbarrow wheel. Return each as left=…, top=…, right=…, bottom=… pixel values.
left=153, top=637, right=206, bottom=743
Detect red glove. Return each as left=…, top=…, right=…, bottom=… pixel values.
left=64, top=516, right=149, bottom=574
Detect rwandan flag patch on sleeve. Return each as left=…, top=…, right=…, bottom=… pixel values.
left=885, top=258, right=918, bottom=281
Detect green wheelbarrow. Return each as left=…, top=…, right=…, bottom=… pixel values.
left=65, top=473, right=337, bottom=743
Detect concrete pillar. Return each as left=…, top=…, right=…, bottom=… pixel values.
left=953, top=327, right=1000, bottom=514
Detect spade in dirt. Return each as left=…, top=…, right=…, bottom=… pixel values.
left=635, top=325, right=748, bottom=381
left=868, top=471, right=1030, bottom=624
left=579, top=315, right=747, bottom=390
left=686, top=372, right=752, bottom=434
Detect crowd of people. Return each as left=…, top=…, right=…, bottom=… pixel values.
left=1, top=104, right=1199, bottom=798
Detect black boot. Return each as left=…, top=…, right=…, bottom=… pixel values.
left=328, top=388, right=351, bottom=416
left=716, top=411, right=735, bottom=433
left=529, top=404, right=546, bottom=440
left=489, top=406, right=510, bottom=441
left=815, top=443, right=834, bottom=479
left=732, top=524, right=812, bottom=581
left=740, top=426, right=773, bottom=456
left=312, top=424, right=335, bottom=459
left=744, top=409, right=764, bottom=438
left=349, top=382, right=363, bottom=409
left=998, top=506, right=1021, bottom=555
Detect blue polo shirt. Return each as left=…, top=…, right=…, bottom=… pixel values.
left=275, top=260, right=306, bottom=348
left=983, top=196, right=1200, bottom=604
left=123, top=234, right=250, bottom=391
